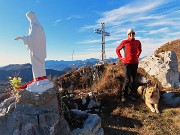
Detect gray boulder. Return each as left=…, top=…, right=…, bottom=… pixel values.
left=0, top=87, right=71, bottom=135
left=139, top=51, right=180, bottom=88
left=71, top=109, right=104, bottom=135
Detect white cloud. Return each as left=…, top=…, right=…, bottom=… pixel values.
left=79, top=39, right=100, bottom=44
left=66, top=16, right=82, bottom=20
left=53, top=19, right=62, bottom=25
left=147, top=21, right=173, bottom=27
left=74, top=52, right=101, bottom=60
left=55, top=19, right=62, bottom=23
left=53, top=15, right=82, bottom=25
left=97, top=0, right=164, bottom=24
left=67, top=17, right=72, bottom=20
left=148, top=27, right=169, bottom=35
left=79, top=0, right=180, bottom=59
left=80, top=24, right=99, bottom=32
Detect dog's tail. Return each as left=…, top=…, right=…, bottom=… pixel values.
left=137, top=86, right=146, bottom=99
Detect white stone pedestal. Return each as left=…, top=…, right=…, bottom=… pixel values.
left=26, top=79, right=54, bottom=92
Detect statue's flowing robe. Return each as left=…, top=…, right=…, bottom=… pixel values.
left=22, top=12, right=46, bottom=79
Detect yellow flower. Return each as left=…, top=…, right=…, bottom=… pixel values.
left=8, top=76, right=22, bottom=90
left=18, top=77, right=22, bottom=81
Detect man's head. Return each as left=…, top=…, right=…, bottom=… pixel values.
left=127, top=28, right=135, bottom=40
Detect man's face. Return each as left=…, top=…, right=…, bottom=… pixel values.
left=128, top=32, right=135, bottom=40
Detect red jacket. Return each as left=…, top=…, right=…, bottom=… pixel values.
left=116, top=38, right=142, bottom=64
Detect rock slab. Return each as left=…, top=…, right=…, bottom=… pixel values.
left=139, top=51, right=180, bottom=88
left=71, top=109, right=104, bottom=135
left=0, top=87, right=71, bottom=135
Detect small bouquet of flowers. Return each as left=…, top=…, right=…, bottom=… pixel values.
left=8, top=76, right=22, bottom=90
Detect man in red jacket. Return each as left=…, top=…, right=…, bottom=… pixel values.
left=116, top=28, right=142, bottom=102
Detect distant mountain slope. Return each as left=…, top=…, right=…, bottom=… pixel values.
left=0, top=63, right=32, bottom=70
left=0, top=58, right=118, bottom=82
left=155, top=39, right=180, bottom=71
left=45, top=58, right=118, bottom=71
left=0, top=63, right=65, bottom=82
left=45, top=58, right=99, bottom=71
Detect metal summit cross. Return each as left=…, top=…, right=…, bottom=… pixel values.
left=95, top=23, right=110, bottom=64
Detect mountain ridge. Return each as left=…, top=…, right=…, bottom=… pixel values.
left=0, top=64, right=65, bottom=82
left=45, top=58, right=118, bottom=70
left=0, top=58, right=118, bottom=82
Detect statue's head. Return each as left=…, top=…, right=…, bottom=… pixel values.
left=26, top=11, right=39, bottom=25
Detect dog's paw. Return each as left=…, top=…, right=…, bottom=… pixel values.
left=155, top=109, right=160, bottom=113
left=150, top=108, right=155, bottom=113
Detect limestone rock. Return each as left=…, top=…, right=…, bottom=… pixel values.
left=0, top=87, right=71, bottom=135
left=16, top=87, right=57, bottom=106
left=139, top=51, right=180, bottom=88
left=71, top=109, right=104, bottom=135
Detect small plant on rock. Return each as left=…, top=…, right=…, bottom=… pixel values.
left=8, top=76, right=22, bottom=90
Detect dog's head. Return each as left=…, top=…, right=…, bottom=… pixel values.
left=145, top=84, right=159, bottom=99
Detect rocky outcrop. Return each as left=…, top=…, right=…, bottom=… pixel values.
left=139, top=51, right=180, bottom=88
left=0, top=88, right=104, bottom=135
left=56, top=65, right=105, bottom=90
left=71, top=109, right=104, bottom=135
left=0, top=88, right=71, bottom=135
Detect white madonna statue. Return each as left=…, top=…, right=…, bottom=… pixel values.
left=14, top=11, right=53, bottom=92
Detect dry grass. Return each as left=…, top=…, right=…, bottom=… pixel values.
left=59, top=39, right=180, bottom=134
left=91, top=61, right=124, bottom=94
left=60, top=63, right=180, bottom=135
left=56, top=66, right=93, bottom=89
left=99, top=95, right=180, bottom=135
left=86, top=60, right=179, bottom=134
left=90, top=39, right=180, bottom=134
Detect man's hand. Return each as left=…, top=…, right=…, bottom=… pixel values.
left=14, top=37, right=23, bottom=40
left=119, top=58, right=124, bottom=63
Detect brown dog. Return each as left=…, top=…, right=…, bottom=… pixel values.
left=137, top=84, right=160, bottom=113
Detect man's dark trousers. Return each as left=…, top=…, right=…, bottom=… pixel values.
left=122, top=63, right=138, bottom=98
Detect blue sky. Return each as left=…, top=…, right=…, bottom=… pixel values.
left=0, top=0, right=180, bottom=66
